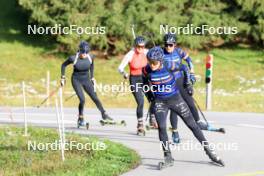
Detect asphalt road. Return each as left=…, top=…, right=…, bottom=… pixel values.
left=1, top=107, right=264, bottom=176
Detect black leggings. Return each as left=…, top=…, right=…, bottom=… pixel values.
left=170, top=76, right=200, bottom=129
left=154, top=94, right=208, bottom=152
left=71, top=75, right=105, bottom=116
left=129, top=75, right=144, bottom=120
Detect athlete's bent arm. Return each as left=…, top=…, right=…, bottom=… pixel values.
left=118, top=50, right=134, bottom=74
left=90, top=56, right=94, bottom=79
left=177, top=48, right=194, bottom=73
left=61, top=57, right=74, bottom=77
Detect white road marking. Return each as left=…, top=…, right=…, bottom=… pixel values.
left=0, top=118, right=75, bottom=124
left=237, top=124, right=264, bottom=129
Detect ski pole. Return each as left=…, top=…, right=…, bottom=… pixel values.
left=193, top=97, right=209, bottom=125
left=64, top=93, right=76, bottom=102
left=193, top=97, right=226, bottom=133
left=145, top=105, right=150, bottom=122
left=37, top=85, right=61, bottom=108
left=131, top=24, right=136, bottom=39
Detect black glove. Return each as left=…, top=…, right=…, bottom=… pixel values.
left=60, top=76, right=66, bottom=87
left=146, top=91, right=155, bottom=103
left=123, top=73, right=129, bottom=79
left=185, top=83, right=193, bottom=96
left=190, top=73, right=196, bottom=85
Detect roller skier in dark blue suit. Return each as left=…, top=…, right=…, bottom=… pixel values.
left=163, top=33, right=224, bottom=144
left=142, top=46, right=224, bottom=169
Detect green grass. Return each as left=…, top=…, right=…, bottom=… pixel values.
left=0, top=126, right=140, bottom=176
left=0, top=0, right=263, bottom=112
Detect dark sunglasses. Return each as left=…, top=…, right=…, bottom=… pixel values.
left=136, top=45, right=145, bottom=49
left=165, top=44, right=174, bottom=48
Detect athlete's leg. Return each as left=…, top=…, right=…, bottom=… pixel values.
left=149, top=102, right=158, bottom=128
left=71, top=76, right=85, bottom=116
left=168, top=94, right=208, bottom=145
left=154, top=100, right=170, bottom=152
left=82, top=79, right=105, bottom=114
left=177, top=76, right=200, bottom=122
left=169, top=110, right=180, bottom=143
left=130, top=76, right=144, bottom=121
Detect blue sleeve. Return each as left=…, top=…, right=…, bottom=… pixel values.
left=177, top=48, right=194, bottom=70
left=179, top=64, right=191, bottom=85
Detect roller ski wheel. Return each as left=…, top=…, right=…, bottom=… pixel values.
left=218, top=128, right=226, bottom=134
left=77, top=118, right=89, bottom=130
left=204, top=147, right=225, bottom=167
left=158, top=153, right=174, bottom=170
left=158, top=161, right=174, bottom=170
left=100, top=120, right=113, bottom=126
left=120, top=120, right=126, bottom=126
left=137, top=129, right=146, bottom=136
left=137, top=122, right=145, bottom=136
left=86, top=122, right=89, bottom=130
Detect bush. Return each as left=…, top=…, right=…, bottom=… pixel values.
left=18, top=0, right=264, bottom=54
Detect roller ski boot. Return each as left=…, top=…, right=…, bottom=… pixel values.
left=204, top=146, right=225, bottom=167
left=77, top=116, right=89, bottom=130
left=145, top=115, right=158, bottom=130
left=158, top=151, right=174, bottom=170
left=99, top=112, right=126, bottom=126
left=171, top=129, right=180, bottom=144
left=137, top=120, right=146, bottom=136
left=197, top=120, right=226, bottom=134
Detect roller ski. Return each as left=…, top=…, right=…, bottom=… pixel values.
left=99, top=112, right=126, bottom=126
left=207, top=125, right=226, bottom=134
left=77, top=116, right=89, bottom=130
left=145, top=115, right=158, bottom=130
left=158, top=152, right=174, bottom=170
left=204, top=146, right=225, bottom=167
left=100, top=119, right=126, bottom=126
left=197, top=120, right=226, bottom=134
left=137, top=121, right=146, bottom=136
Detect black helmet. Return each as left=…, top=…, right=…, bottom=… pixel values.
left=134, top=36, right=146, bottom=46
left=163, top=33, right=176, bottom=44
left=79, top=41, right=90, bottom=54
left=147, top=46, right=164, bottom=62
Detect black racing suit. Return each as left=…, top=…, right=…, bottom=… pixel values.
left=170, top=73, right=201, bottom=130
left=142, top=63, right=209, bottom=153
left=61, top=54, right=105, bottom=116
left=129, top=75, right=144, bottom=120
